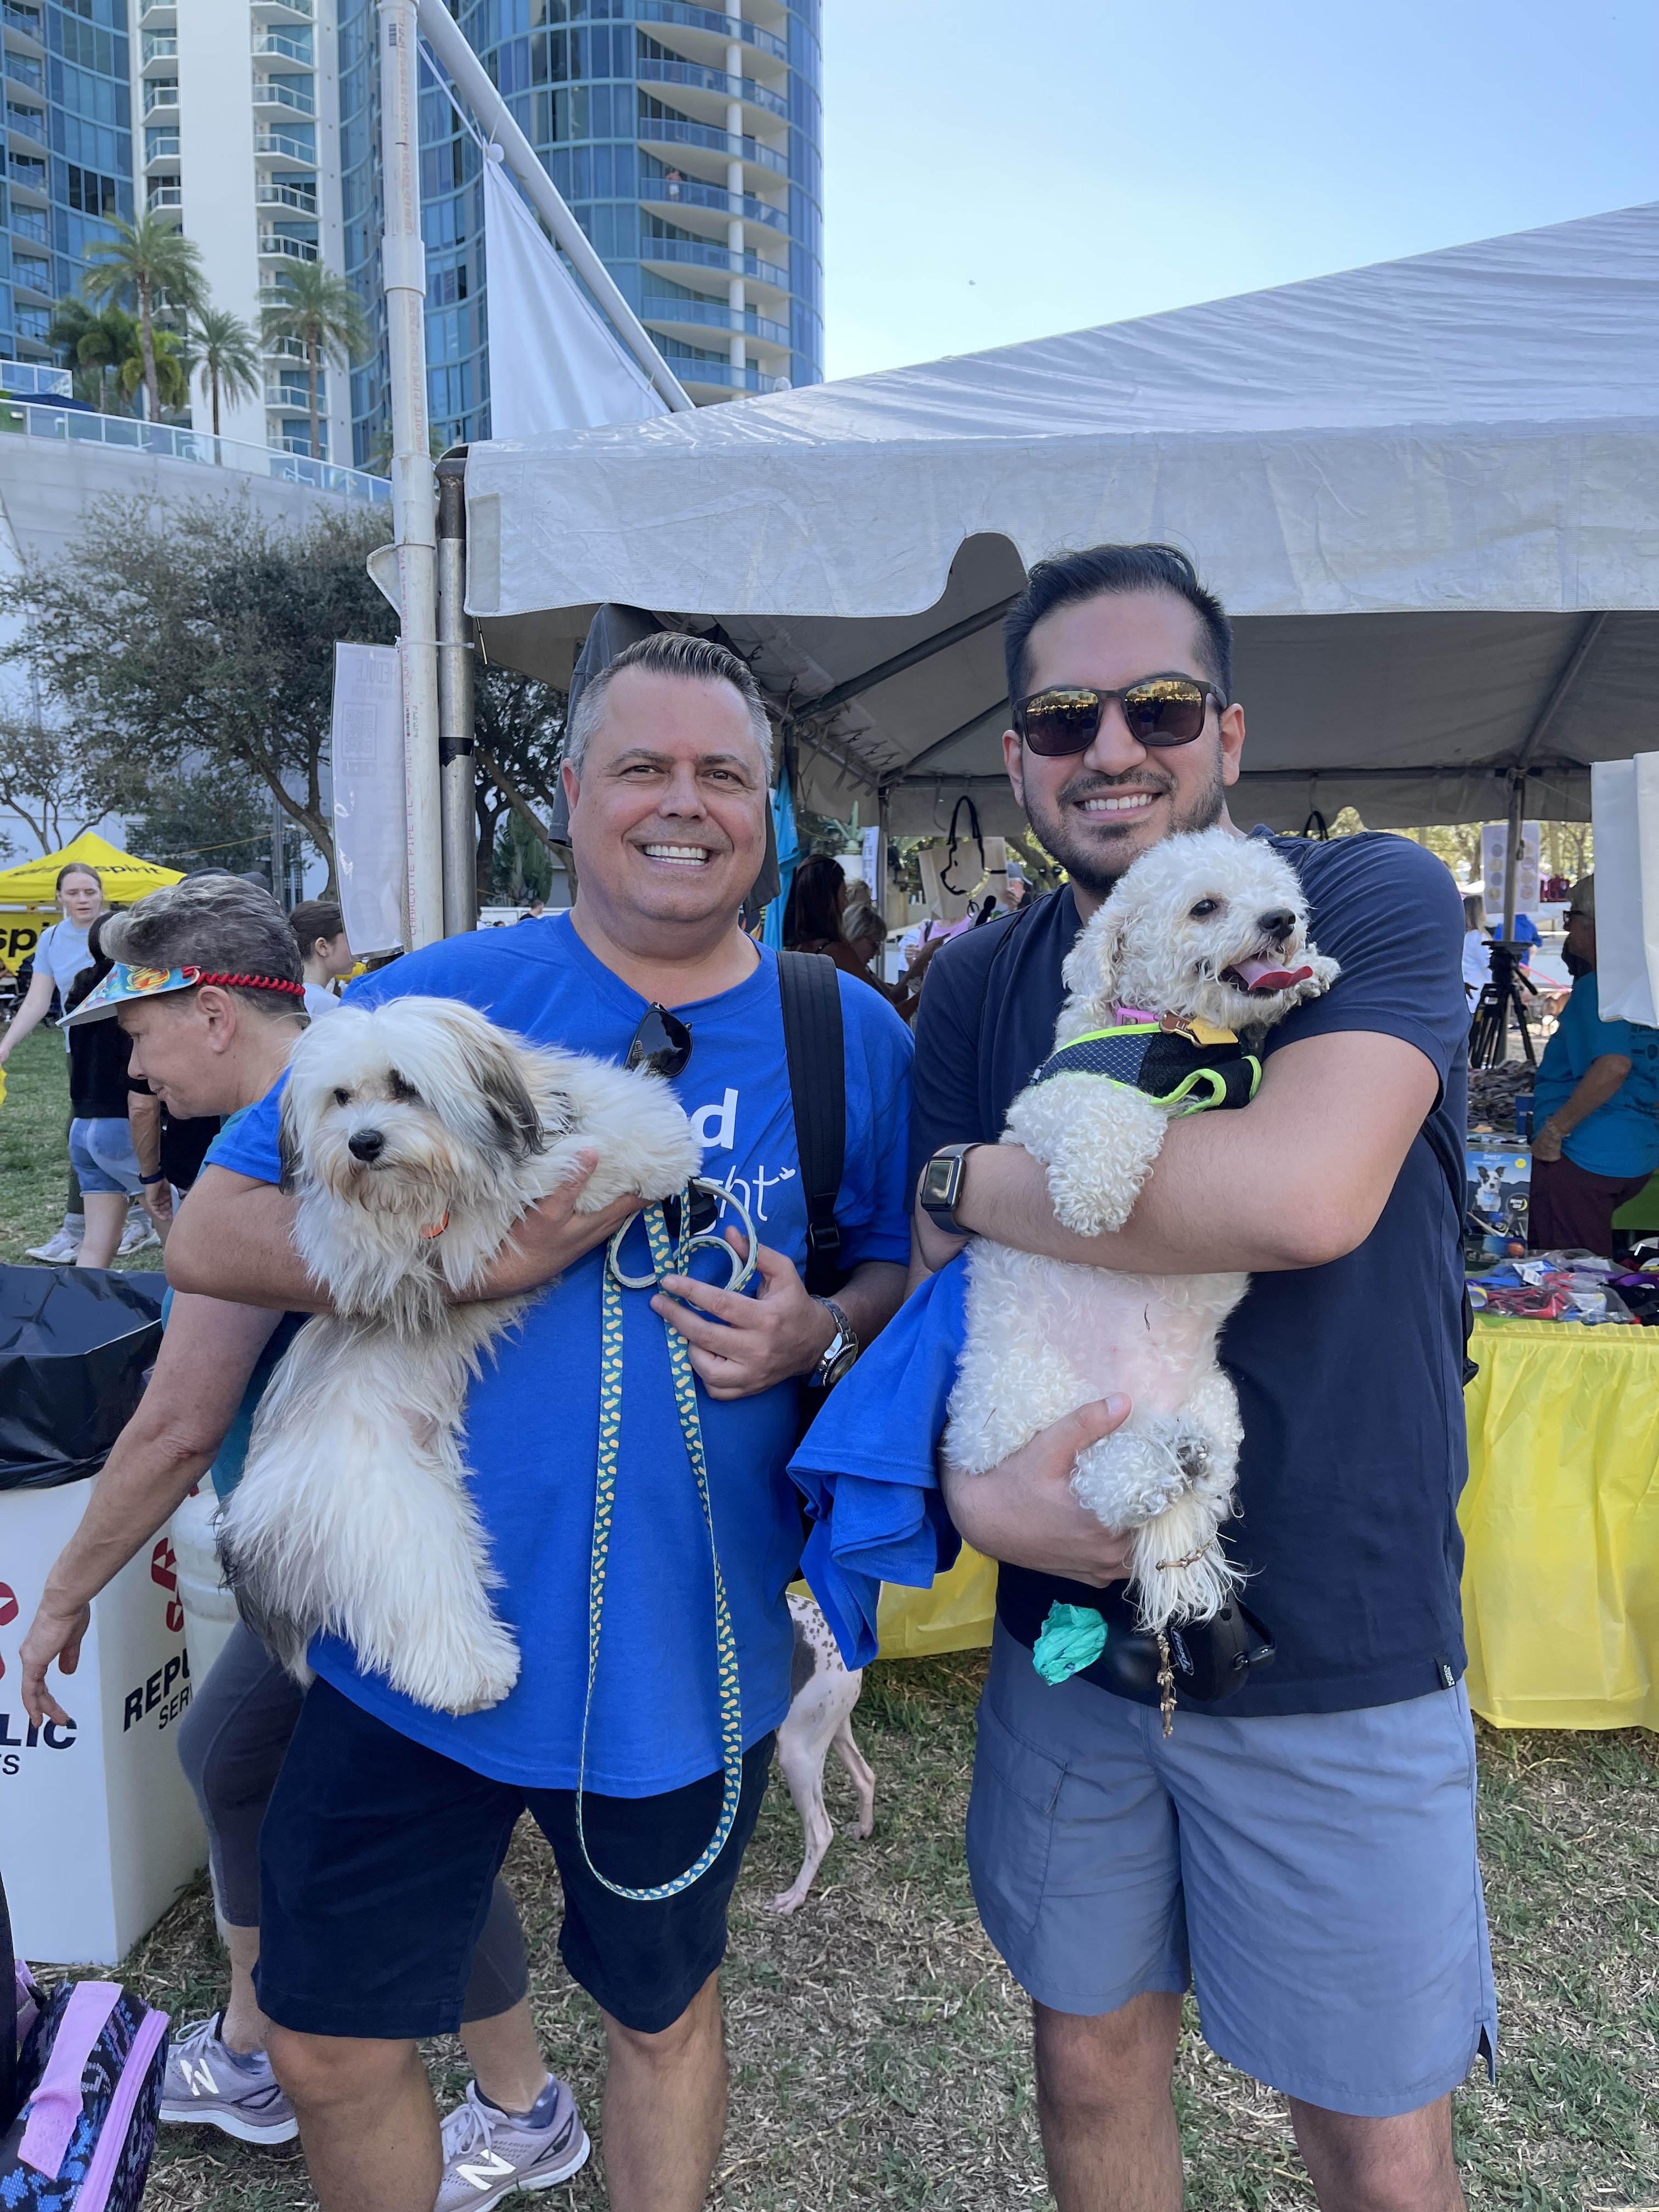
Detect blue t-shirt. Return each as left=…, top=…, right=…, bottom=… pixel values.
left=209, top=921, right=913, bottom=1792
left=200, top=1104, right=308, bottom=1500
left=1533, top=972, right=1659, bottom=1180
left=906, top=830, right=1472, bottom=1719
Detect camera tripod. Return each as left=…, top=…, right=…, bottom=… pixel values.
left=1469, top=941, right=1538, bottom=1069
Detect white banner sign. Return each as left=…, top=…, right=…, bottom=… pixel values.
left=1480, top=820, right=1541, bottom=924
left=330, top=642, right=407, bottom=957
left=1591, top=754, right=1659, bottom=1025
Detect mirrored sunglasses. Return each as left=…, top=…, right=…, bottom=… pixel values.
left=1014, top=677, right=1226, bottom=757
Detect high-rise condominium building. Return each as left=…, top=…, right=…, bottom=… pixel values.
left=0, top=0, right=136, bottom=361
left=1, top=0, right=822, bottom=462
left=338, top=0, right=823, bottom=465
left=138, top=0, right=350, bottom=459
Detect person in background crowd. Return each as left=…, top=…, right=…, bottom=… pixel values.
left=518, top=893, right=548, bottom=921
left=1529, top=874, right=1659, bottom=1256
left=1462, top=893, right=1492, bottom=1012
left=19, top=873, right=558, bottom=2164
left=289, top=898, right=354, bottom=1019
left=59, top=911, right=160, bottom=1267
left=0, top=861, right=151, bottom=1263
left=786, top=854, right=934, bottom=1015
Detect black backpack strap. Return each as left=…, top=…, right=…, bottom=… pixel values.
left=776, top=949, right=845, bottom=1295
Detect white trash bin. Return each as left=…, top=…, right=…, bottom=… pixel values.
left=0, top=1478, right=207, bottom=1965
left=170, top=1483, right=238, bottom=1686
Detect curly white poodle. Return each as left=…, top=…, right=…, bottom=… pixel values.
left=944, top=828, right=1338, bottom=1630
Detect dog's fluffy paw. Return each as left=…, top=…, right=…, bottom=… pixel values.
left=1071, top=1419, right=1207, bottom=1527
left=394, top=1623, right=522, bottom=1716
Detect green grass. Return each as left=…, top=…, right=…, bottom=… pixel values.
left=46, top=1655, right=1659, bottom=2210
left=0, top=1025, right=157, bottom=1267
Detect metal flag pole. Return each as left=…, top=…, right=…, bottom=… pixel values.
left=414, top=0, right=694, bottom=414
left=377, top=0, right=442, bottom=947
left=435, top=452, right=478, bottom=936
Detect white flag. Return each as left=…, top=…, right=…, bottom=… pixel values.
left=330, top=642, right=407, bottom=957
left=482, top=149, right=668, bottom=437
left=1592, top=755, right=1659, bottom=1025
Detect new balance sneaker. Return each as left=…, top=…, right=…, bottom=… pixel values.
left=436, top=2078, right=590, bottom=2211
left=159, top=2013, right=300, bottom=2143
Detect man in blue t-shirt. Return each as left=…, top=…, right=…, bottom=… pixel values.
left=907, top=548, right=1489, bottom=2211
left=167, top=635, right=912, bottom=2212
left=1530, top=873, right=1659, bottom=1255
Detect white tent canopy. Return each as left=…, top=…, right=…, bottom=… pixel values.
left=463, top=201, right=1659, bottom=836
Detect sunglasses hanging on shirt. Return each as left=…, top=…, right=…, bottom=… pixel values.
left=624, top=1003, right=714, bottom=1237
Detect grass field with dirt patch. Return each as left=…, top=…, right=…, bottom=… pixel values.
left=64, top=1657, right=1658, bottom=2211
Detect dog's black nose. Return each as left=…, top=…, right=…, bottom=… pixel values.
left=348, top=1128, right=385, bottom=1164
left=1257, top=909, right=1296, bottom=943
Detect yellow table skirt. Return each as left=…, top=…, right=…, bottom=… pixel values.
left=1460, top=1313, right=1659, bottom=1731
left=877, top=1312, right=1659, bottom=1732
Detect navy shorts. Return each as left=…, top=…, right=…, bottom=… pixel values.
left=256, top=1676, right=774, bottom=2038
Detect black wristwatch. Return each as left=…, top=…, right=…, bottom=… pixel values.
left=138, top=1170, right=167, bottom=1187
left=918, top=1141, right=983, bottom=1237
left=809, top=1297, right=860, bottom=1389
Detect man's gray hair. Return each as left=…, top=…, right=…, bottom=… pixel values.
left=564, top=632, right=774, bottom=778
left=101, top=873, right=305, bottom=1017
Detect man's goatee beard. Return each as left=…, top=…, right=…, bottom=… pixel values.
left=1031, top=760, right=1228, bottom=898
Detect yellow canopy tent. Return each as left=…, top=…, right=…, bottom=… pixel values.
left=0, top=831, right=184, bottom=971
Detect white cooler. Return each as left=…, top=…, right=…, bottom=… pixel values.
left=0, top=1478, right=206, bottom=1965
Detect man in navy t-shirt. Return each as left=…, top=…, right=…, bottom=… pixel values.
left=909, top=548, right=1491, bottom=2210
left=168, top=635, right=912, bottom=2212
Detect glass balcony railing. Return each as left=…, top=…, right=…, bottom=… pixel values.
left=257, top=179, right=317, bottom=214
left=636, top=58, right=788, bottom=121
left=635, top=3, right=788, bottom=64
left=642, top=294, right=791, bottom=348
left=637, top=114, right=787, bottom=176
left=5, top=105, right=44, bottom=144
left=640, top=235, right=791, bottom=291
left=1, top=3, right=42, bottom=42
left=146, top=182, right=182, bottom=210
left=253, top=0, right=314, bottom=16
left=252, top=30, right=311, bottom=63
left=663, top=354, right=789, bottom=396
left=255, top=128, right=314, bottom=161
left=4, top=51, right=42, bottom=89
left=0, top=359, right=71, bottom=398
left=264, top=380, right=321, bottom=411
left=0, top=397, right=390, bottom=502
left=141, top=32, right=177, bottom=63
left=641, top=171, right=786, bottom=232
left=144, top=129, right=180, bottom=161
left=142, top=80, right=179, bottom=114
left=252, top=77, right=314, bottom=116
left=259, top=230, right=319, bottom=261
left=7, top=153, right=46, bottom=192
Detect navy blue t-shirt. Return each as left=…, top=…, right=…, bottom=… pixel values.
left=909, top=830, right=1471, bottom=1717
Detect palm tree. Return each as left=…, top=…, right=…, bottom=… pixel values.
left=190, top=305, right=260, bottom=443
left=260, top=262, right=368, bottom=466
left=47, top=296, right=141, bottom=414
left=118, top=324, right=189, bottom=415
left=81, top=211, right=205, bottom=424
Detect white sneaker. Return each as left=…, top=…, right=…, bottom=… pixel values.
left=159, top=2014, right=299, bottom=2144
left=23, top=1227, right=81, bottom=1263
left=118, top=1216, right=161, bottom=1256
left=435, top=2079, right=589, bottom=2211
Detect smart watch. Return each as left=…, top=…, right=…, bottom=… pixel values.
left=918, top=1142, right=983, bottom=1237
left=809, top=1297, right=860, bottom=1390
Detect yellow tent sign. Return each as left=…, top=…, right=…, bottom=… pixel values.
left=0, top=830, right=184, bottom=972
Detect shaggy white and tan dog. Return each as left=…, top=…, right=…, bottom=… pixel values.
left=944, top=829, right=1338, bottom=1629
left=217, top=996, right=702, bottom=1714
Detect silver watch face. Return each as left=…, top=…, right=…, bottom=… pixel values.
left=820, top=1340, right=859, bottom=1388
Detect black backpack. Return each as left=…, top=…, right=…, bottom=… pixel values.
left=776, top=949, right=847, bottom=1300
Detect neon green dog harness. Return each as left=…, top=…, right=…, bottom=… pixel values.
left=1030, top=1018, right=1262, bottom=1115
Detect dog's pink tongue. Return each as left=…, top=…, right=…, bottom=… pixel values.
left=1235, top=957, right=1313, bottom=992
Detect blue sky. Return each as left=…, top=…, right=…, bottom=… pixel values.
left=820, top=0, right=1659, bottom=380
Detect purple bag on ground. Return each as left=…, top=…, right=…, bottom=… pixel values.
left=0, top=1875, right=169, bottom=2212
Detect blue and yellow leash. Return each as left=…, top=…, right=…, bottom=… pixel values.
left=577, top=1180, right=758, bottom=1901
